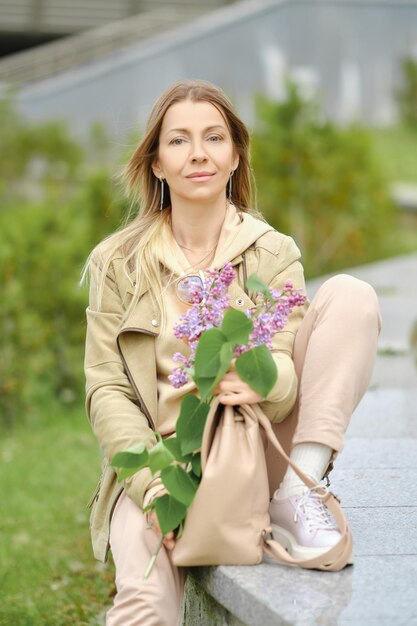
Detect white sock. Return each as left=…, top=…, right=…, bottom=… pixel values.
left=273, top=443, right=333, bottom=500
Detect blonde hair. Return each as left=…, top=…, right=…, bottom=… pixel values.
left=83, top=79, right=260, bottom=317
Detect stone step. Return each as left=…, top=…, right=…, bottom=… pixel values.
left=185, top=554, right=417, bottom=626
left=347, top=389, right=417, bottom=439
left=182, top=406, right=417, bottom=625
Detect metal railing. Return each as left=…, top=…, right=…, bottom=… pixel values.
left=0, top=5, right=215, bottom=84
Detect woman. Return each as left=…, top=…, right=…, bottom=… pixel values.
left=84, top=79, right=381, bottom=626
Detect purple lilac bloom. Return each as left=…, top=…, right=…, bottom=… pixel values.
left=170, top=266, right=307, bottom=388
left=168, top=367, right=189, bottom=389
left=235, top=281, right=307, bottom=358
left=170, top=264, right=237, bottom=386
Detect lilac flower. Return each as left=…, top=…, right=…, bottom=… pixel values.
left=173, top=263, right=236, bottom=343
left=172, top=352, right=191, bottom=367
left=168, top=367, right=189, bottom=389
left=233, top=281, right=306, bottom=359
left=170, top=267, right=307, bottom=388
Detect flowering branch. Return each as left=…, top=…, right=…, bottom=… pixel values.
left=111, top=265, right=306, bottom=577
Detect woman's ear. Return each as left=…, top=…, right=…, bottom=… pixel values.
left=232, top=153, right=239, bottom=173
left=152, top=160, right=163, bottom=179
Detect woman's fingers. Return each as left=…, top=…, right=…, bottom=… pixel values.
left=217, top=389, right=262, bottom=405
left=213, top=368, right=263, bottom=404
left=213, top=379, right=246, bottom=395
left=163, top=533, right=176, bottom=550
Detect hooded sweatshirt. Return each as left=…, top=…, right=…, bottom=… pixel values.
left=143, top=204, right=299, bottom=505
left=154, top=203, right=273, bottom=436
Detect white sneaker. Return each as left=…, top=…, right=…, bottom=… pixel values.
left=269, top=486, right=353, bottom=563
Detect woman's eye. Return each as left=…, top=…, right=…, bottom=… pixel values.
left=208, top=135, right=222, bottom=142
left=170, top=138, right=185, bottom=145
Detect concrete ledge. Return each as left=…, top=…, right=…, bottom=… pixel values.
left=184, top=555, right=417, bottom=626
left=181, top=432, right=417, bottom=625
left=181, top=574, right=246, bottom=626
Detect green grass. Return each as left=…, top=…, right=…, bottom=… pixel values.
left=0, top=407, right=115, bottom=626
left=368, top=124, right=417, bottom=260
left=370, top=125, right=417, bottom=184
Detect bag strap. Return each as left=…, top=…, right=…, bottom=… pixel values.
left=241, top=403, right=353, bottom=571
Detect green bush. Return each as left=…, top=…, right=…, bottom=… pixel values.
left=0, top=100, right=126, bottom=428
left=251, top=81, right=395, bottom=277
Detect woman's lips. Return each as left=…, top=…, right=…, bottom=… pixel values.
left=186, top=173, right=215, bottom=182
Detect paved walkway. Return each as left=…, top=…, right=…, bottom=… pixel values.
left=185, top=252, right=417, bottom=626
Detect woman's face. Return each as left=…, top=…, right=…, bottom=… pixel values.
left=152, top=99, right=239, bottom=206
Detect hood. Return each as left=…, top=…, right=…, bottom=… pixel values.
left=159, top=203, right=273, bottom=275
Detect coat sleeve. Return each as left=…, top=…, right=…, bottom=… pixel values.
left=257, top=236, right=308, bottom=423
left=85, top=251, right=157, bottom=508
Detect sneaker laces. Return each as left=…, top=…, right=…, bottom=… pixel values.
left=294, top=485, right=339, bottom=535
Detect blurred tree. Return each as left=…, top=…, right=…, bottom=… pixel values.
left=251, top=81, right=394, bottom=277
left=0, top=98, right=126, bottom=427
left=396, top=56, right=417, bottom=129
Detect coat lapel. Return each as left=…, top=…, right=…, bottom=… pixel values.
left=117, top=290, right=160, bottom=426
left=115, top=255, right=257, bottom=431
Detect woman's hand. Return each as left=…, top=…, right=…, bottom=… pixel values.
left=146, top=490, right=176, bottom=551
left=213, top=370, right=262, bottom=405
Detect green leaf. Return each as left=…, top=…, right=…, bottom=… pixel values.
left=160, top=465, right=197, bottom=506
left=163, top=437, right=193, bottom=463
left=111, top=443, right=150, bottom=481
left=191, top=454, right=202, bottom=478
left=195, top=376, right=216, bottom=400
left=148, top=440, right=175, bottom=475
left=111, top=442, right=148, bottom=469
left=195, top=340, right=234, bottom=399
left=235, top=344, right=278, bottom=398
left=194, top=328, right=227, bottom=377
left=177, top=519, right=185, bottom=539
left=117, top=466, right=143, bottom=481
left=220, top=308, right=253, bottom=345
left=176, top=394, right=210, bottom=455
left=154, top=494, right=187, bottom=535
left=209, top=342, right=234, bottom=389
left=246, top=273, right=274, bottom=302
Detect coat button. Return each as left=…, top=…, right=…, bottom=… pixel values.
left=151, top=319, right=159, bottom=327
left=235, top=298, right=245, bottom=306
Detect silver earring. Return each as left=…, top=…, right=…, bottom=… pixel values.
left=159, top=177, right=164, bottom=211
left=228, top=171, right=234, bottom=203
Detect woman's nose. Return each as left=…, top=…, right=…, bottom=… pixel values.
left=191, top=154, right=207, bottom=163
left=190, top=141, right=208, bottom=162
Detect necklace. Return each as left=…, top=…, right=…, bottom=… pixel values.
left=177, top=243, right=217, bottom=254
left=177, top=244, right=217, bottom=268
left=172, top=199, right=229, bottom=268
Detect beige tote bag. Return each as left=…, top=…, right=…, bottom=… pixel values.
left=172, top=398, right=352, bottom=572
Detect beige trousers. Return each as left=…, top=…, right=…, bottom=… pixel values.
left=107, top=490, right=185, bottom=626
left=107, top=274, right=381, bottom=625
left=265, top=274, right=381, bottom=494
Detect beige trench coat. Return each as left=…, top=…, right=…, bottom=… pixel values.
left=84, top=229, right=307, bottom=561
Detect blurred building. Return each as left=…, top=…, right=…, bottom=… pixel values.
left=0, top=0, right=416, bottom=138
left=0, top=0, right=231, bottom=56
